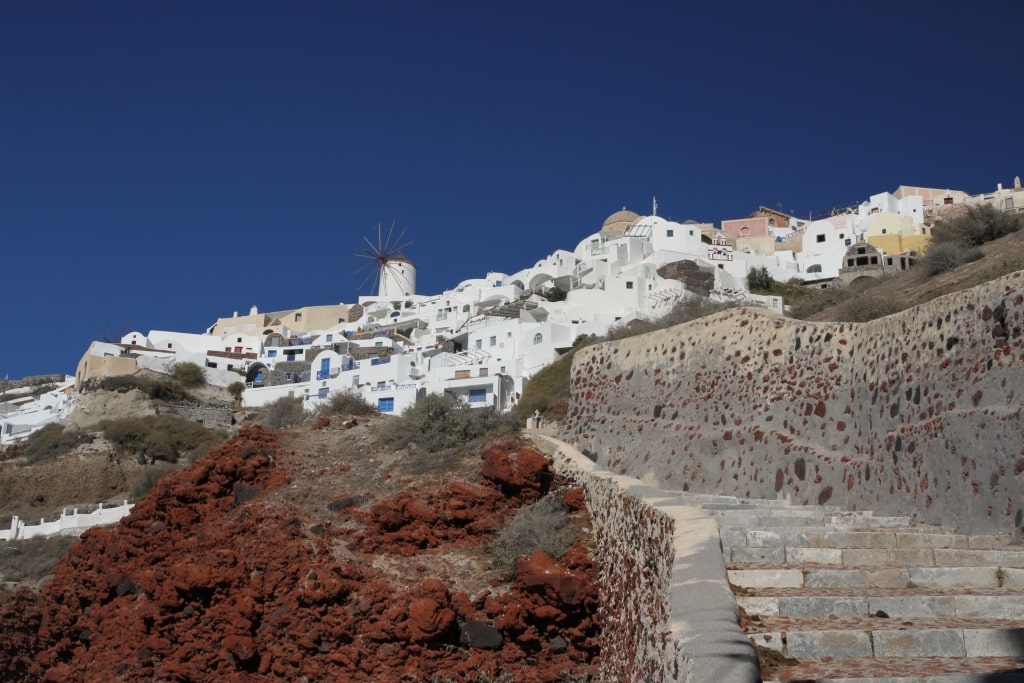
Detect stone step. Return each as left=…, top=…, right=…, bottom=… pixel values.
left=721, top=528, right=1022, bottom=552
left=747, top=618, right=1024, bottom=658
left=738, top=590, right=1024, bottom=619
left=713, top=512, right=920, bottom=529
left=729, top=566, right=1024, bottom=590
left=763, top=655, right=1024, bottom=682
left=726, top=547, right=1024, bottom=568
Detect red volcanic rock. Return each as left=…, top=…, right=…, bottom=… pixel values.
left=0, top=588, right=43, bottom=682
left=517, top=550, right=591, bottom=607
left=12, top=425, right=597, bottom=682
left=481, top=446, right=552, bottom=498
left=562, top=486, right=586, bottom=512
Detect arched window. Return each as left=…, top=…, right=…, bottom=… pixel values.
left=533, top=333, right=543, bottom=345
left=462, top=304, right=470, bottom=312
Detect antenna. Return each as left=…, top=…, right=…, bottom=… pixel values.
left=652, top=196, right=658, bottom=216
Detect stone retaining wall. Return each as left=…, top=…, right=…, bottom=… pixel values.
left=562, top=271, right=1024, bottom=536
left=532, top=434, right=758, bottom=683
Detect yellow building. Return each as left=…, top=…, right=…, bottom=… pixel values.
left=863, top=213, right=931, bottom=255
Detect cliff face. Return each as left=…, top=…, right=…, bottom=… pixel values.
left=562, top=271, right=1024, bottom=536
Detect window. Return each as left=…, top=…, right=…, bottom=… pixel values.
left=881, top=228, right=887, bottom=234
left=285, top=373, right=292, bottom=381
left=206, top=361, right=217, bottom=368
left=326, top=334, right=333, bottom=342
left=236, top=337, right=242, bottom=343
left=479, top=367, right=488, bottom=377
left=626, top=281, right=634, bottom=289
left=475, top=339, right=482, bottom=349
left=318, top=387, right=329, bottom=398
left=666, top=229, right=674, bottom=237
left=463, top=304, right=470, bottom=312
left=1006, top=198, right=1015, bottom=209
left=468, top=388, right=487, bottom=403
left=489, top=336, right=496, bottom=347
left=816, top=234, right=826, bottom=243
left=533, top=333, right=543, bottom=344
left=377, top=397, right=395, bottom=412
left=295, top=313, right=302, bottom=322
left=268, top=350, right=277, bottom=357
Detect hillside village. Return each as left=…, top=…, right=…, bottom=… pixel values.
left=3, top=177, right=1023, bottom=446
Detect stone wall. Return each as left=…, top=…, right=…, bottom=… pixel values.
left=562, top=271, right=1024, bottom=536
left=532, top=434, right=758, bottom=683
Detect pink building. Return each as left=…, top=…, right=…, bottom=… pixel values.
left=721, top=216, right=770, bottom=238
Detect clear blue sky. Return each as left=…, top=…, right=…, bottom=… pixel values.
left=2, top=2, right=1022, bottom=380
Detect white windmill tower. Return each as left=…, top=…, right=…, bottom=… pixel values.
left=356, top=222, right=416, bottom=299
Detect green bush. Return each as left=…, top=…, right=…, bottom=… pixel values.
left=321, top=389, right=378, bottom=416
left=377, top=394, right=519, bottom=452
left=834, top=293, right=903, bottom=322
left=101, top=414, right=223, bottom=464
left=18, top=424, right=94, bottom=465
left=170, top=362, right=206, bottom=388
left=261, top=395, right=307, bottom=429
left=489, top=494, right=579, bottom=576
left=747, top=266, right=775, bottom=293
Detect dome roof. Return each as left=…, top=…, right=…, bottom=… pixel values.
left=600, top=209, right=639, bottom=238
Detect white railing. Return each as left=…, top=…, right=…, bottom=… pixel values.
left=1, top=501, right=134, bottom=541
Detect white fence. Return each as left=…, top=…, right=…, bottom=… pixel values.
left=1, top=501, right=134, bottom=542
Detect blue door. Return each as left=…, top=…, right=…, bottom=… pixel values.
left=319, top=358, right=330, bottom=379
left=378, top=397, right=395, bottom=412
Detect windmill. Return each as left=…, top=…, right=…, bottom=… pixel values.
left=354, top=222, right=416, bottom=300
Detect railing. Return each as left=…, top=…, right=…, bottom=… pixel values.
left=370, top=356, right=391, bottom=366
left=288, top=336, right=313, bottom=346
left=341, top=361, right=360, bottom=372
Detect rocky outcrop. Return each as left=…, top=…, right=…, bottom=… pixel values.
left=563, top=271, right=1024, bottom=536
left=0, top=426, right=599, bottom=682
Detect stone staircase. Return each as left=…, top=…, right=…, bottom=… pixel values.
left=676, top=492, right=1024, bottom=682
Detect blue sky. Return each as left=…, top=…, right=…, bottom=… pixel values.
left=2, top=2, right=1022, bottom=380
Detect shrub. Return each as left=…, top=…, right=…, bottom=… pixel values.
left=377, top=394, right=519, bottom=452
left=170, top=362, right=206, bottom=388
left=834, top=293, right=903, bottom=322
left=227, top=381, right=246, bottom=402
left=101, top=414, right=223, bottom=464
left=932, top=204, right=1024, bottom=247
left=131, top=462, right=178, bottom=498
left=0, top=535, right=76, bottom=583
left=920, top=240, right=984, bottom=277
left=96, top=375, right=193, bottom=402
left=18, top=424, right=94, bottom=465
left=747, top=266, right=775, bottom=293
left=261, top=395, right=307, bottom=429
left=321, top=389, right=378, bottom=416
left=489, top=495, right=579, bottom=575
